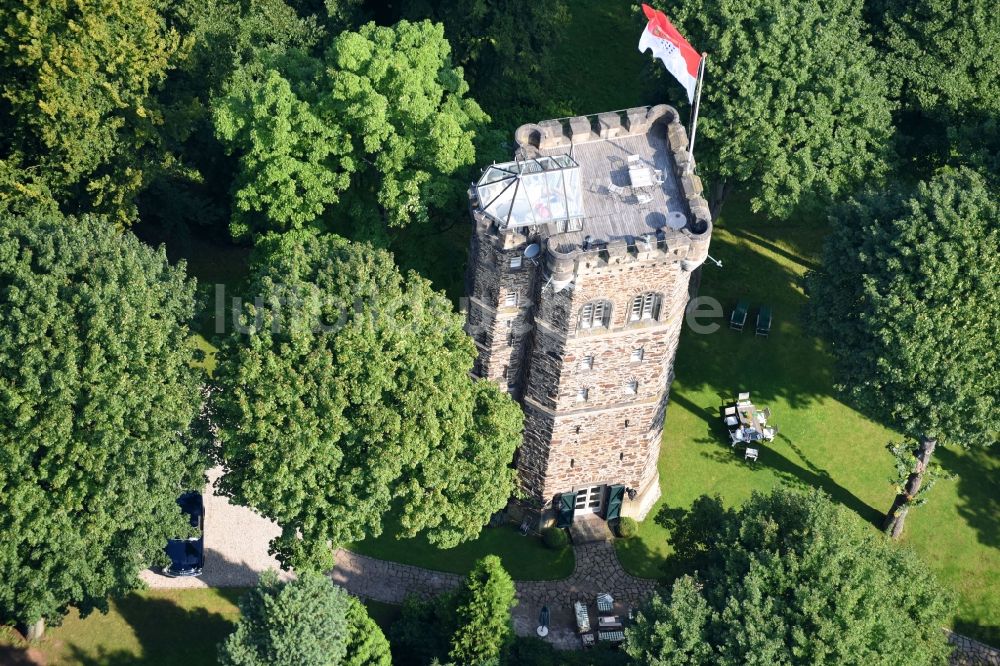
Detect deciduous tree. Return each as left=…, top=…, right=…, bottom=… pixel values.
left=626, top=490, right=954, bottom=665
left=0, top=213, right=206, bottom=631
left=218, top=570, right=390, bottom=666
left=869, top=0, right=1000, bottom=115
left=806, top=167, right=999, bottom=535
left=212, top=20, right=488, bottom=242
left=397, top=0, right=569, bottom=124
left=212, top=230, right=522, bottom=571
left=146, top=0, right=327, bottom=234
left=214, top=68, right=350, bottom=239
left=0, top=0, right=181, bottom=222
left=654, top=0, right=894, bottom=219
left=392, top=555, right=518, bottom=665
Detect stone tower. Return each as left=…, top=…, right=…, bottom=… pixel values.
left=464, top=105, right=712, bottom=524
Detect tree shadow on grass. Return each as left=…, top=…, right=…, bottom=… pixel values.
left=613, top=523, right=674, bottom=584
left=0, top=635, right=42, bottom=665
left=937, top=446, right=1000, bottom=551
left=671, top=232, right=833, bottom=412
left=935, top=447, right=1000, bottom=647
left=729, top=227, right=821, bottom=272
left=67, top=591, right=242, bottom=666
left=951, top=620, right=1000, bottom=652
left=697, top=432, right=882, bottom=527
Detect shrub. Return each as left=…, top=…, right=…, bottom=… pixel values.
left=218, top=570, right=391, bottom=666
left=615, top=517, right=638, bottom=539
left=541, top=527, right=568, bottom=549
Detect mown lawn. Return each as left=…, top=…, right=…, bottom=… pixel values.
left=0, top=589, right=244, bottom=665
left=613, top=197, right=1000, bottom=645
left=347, top=514, right=575, bottom=581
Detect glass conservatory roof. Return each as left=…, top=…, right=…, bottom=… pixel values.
left=475, top=154, right=584, bottom=228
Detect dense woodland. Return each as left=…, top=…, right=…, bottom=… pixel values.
left=0, top=0, right=997, bottom=663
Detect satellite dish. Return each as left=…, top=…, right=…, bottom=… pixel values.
left=524, top=243, right=541, bottom=259
left=667, top=212, right=687, bottom=231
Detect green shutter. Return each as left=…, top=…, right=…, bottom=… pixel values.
left=606, top=485, right=625, bottom=521
left=557, top=492, right=576, bottom=528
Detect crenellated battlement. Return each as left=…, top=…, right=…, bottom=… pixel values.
left=464, top=104, right=714, bottom=524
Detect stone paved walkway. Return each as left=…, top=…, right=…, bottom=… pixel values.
left=331, top=538, right=657, bottom=650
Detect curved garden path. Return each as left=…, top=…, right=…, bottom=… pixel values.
left=331, top=538, right=657, bottom=650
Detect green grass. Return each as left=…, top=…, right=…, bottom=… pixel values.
left=347, top=515, right=574, bottom=581
left=0, top=588, right=244, bottom=665
left=188, top=334, right=218, bottom=377
left=613, top=197, right=1000, bottom=645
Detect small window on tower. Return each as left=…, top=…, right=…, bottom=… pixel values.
left=628, top=292, right=663, bottom=322
left=577, top=387, right=590, bottom=402
left=504, top=292, right=518, bottom=307
left=580, top=355, right=594, bottom=370
left=624, top=380, right=639, bottom=395
left=631, top=348, right=645, bottom=363
left=578, top=300, right=612, bottom=330
left=510, top=256, right=522, bottom=269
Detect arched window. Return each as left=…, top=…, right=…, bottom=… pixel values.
left=578, top=300, right=612, bottom=330
left=628, top=292, right=662, bottom=322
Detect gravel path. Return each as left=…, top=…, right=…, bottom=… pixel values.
left=141, top=467, right=292, bottom=589
left=140, top=470, right=657, bottom=649
left=331, top=532, right=657, bottom=650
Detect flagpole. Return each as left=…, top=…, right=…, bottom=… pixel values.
left=686, top=53, right=706, bottom=174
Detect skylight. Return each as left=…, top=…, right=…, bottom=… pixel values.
left=475, top=155, right=584, bottom=229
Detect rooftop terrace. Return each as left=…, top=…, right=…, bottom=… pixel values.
left=472, top=105, right=709, bottom=252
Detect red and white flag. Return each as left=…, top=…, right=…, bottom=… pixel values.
left=638, top=4, right=702, bottom=103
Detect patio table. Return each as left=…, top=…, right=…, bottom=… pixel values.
left=737, top=403, right=767, bottom=432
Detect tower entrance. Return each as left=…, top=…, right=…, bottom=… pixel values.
left=574, top=484, right=605, bottom=515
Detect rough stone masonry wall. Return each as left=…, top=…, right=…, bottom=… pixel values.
left=465, top=223, right=536, bottom=386
left=519, top=251, right=694, bottom=510
left=467, top=104, right=714, bottom=520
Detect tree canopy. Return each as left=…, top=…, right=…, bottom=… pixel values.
left=141, top=0, right=327, bottom=233
left=212, top=230, right=522, bottom=571
left=0, top=213, right=206, bottom=627
left=218, top=570, right=391, bottom=666
left=625, top=489, right=954, bottom=665
left=870, top=0, right=1000, bottom=115
left=397, top=0, right=569, bottom=124
left=657, top=0, right=894, bottom=219
left=391, top=555, right=518, bottom=665
left=213, top=19, right=488, bottom=241
left=448, top=555, right=518, bottom=665
left=0, top=0, right=181, bottom=222
left=806, top=167, right=999, bottom=448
